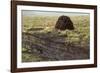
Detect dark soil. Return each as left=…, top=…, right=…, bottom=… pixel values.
left=22, top=31, right=90, bottom=62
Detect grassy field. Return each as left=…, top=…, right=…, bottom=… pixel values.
left=22, top=15, right=90, bottom=62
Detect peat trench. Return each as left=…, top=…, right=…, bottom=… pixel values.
left=22, top=32, right=89, bottom=61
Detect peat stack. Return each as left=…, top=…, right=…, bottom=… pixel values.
left=55, top=15, right=74, bottom=30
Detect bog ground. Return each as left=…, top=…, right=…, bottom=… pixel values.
left=21, top=14, right=90, bottom=62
